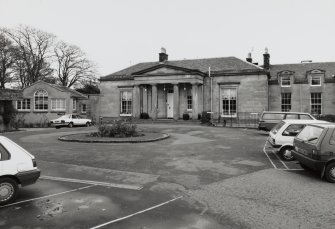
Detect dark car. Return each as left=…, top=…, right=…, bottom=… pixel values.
left=258, top=111, right=315, bottom=131
left=292, top=123, right=335, bottom=183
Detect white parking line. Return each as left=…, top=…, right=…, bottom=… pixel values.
left=263, top=141, right=278, bottom=169
left=263, top=139, right=303, bottom=171
left=272, top=149, right=289, bottom=169
left=0, top=184, right=95, bottom=208
left=40, top=175, right=142, bottom=190
left=90, top=196, right=183, bottom=229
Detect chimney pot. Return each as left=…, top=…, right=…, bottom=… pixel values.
left=159, top=47, right=168, bottom=63
left=246, top=52, right=252, bottom=63
left=263, top=48, right=270, bottom=69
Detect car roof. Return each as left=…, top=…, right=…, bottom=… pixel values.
left=281, top=120, right=329, bottom=124
left=307, top=123, right=335, bottom=128
left=262, top=111, right=312, bottom=115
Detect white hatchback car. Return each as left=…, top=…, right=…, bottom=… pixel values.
left=0, top=136, right=40, bottom=205
left=50, top=114, right=92, bottom=129
left=268, top=119, right=329, bottom=161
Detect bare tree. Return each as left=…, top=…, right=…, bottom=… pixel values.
left=0, top=32, right=15, bottom=88
left=1, top=25, right=55, bottom=87
left=54, top=41, right=96, bottom=88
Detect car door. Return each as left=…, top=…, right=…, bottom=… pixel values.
left=71, top=115, right=79, bottom=126
left=77, top=115, right=85, bottom=125
left=280, top=124, right=305, bottom=145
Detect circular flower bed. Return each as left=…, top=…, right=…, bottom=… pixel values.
left=58, top=132, right=169, bottom=143
left=58, top=120, right=169, bottom=143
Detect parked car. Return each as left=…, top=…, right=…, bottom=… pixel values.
left=292, top=123, right=335, bottom=183
left=0, top=136, right=40, bottom=205
left=258, top=111, right=316, bottom=131
left=268, top=119, right=329, bottom=161
left=50, top=114, right=92, bottom=129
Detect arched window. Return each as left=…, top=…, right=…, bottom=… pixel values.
left=34, top=90, right=48, bottom=111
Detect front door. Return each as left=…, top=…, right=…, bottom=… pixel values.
left=167, top=92, right=174, bottom=118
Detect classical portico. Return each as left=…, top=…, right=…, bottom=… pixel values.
left=132, top=73, right=203, bottom=120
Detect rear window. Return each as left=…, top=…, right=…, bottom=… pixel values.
left=297, top=125, right=324, bottom=144
left=0, top=143, right=10, bottom=161
left=271, top=121, right=285, bottom=134
left=285, top=114, right=299, bottom=120
left=300, top=114, right=313, bottom=120
left=330, top=129, right=335, bottom=145
left=262, top=113, right=285, bottom=120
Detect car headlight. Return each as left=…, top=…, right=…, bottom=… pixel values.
left=294, top=146, right=298, bottom=152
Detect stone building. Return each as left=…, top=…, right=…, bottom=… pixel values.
left=14, top=81, right=91, bottom=126
left=267, top=59, right=335, bottom=115
left=100, top=48, right=269, bottom=121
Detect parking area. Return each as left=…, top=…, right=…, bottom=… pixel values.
left=263, top=138, right=303, bottom=170
left=1, top=178, right=213, bottom=229
left=2, top=124, right=335, bottom=228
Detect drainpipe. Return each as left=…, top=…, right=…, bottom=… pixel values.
left=209, top=67, right=213, bottom=114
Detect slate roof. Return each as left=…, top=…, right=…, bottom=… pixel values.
left=24, top=81, right=87, bottom=99
left=101, top=56, right=263, bottom=81
left=269, top=62, right=335, bottom=82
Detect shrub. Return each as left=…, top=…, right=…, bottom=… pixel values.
left=91, top=120, right=141, bottom=138
left=183, top=113, right=190, bottom=120
left=201, top=111, right=212, bottom=125
left=318, top=114, right=335, bottom=123
left=140, top=112, right=150, bottom=119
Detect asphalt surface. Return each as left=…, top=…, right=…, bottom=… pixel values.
left=1, top=124, right=334, bottom=228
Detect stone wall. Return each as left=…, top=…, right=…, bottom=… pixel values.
left=269, top=83, right=335, bottom=114
left=203, top=74, right=268, bottom=119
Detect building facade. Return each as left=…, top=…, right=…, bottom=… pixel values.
left=14, top=81, right=90, bottom=126
left=268, top=62, right=335, bottom=115
left=100, top=48, right=269, bottom=121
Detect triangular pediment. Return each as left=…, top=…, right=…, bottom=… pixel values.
left=132, top=64, right=204, bottom=76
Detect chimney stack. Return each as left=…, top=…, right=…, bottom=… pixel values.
left=159, top=47, right=168, bottom=63
left=246, top=52, right=252, bottom=63
left=263, top=47, right=270, bottom=69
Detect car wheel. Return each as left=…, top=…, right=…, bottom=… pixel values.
left=55, top=126, right=60, bottom=129
left=0, top=178, right=18, bottom=206
left=68, top=122, right=73, bottom=128
left=325, top=162, right=335, bottom=183
left=86, top=122, right=90, bottom=127
left=279, top=147, right=295, bottom=161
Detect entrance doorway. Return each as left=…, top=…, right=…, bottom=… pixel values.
left=167, top=91, right=174, bottom=118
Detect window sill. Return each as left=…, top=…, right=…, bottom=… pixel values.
left=310, top=84, right=321, bottom=87
left=17, top=110, right=31, bottom=113
left=50, top=110, right=66, bottom=113
left=281, top=85, right=291, bottom=88
left=221, top=115, right=237, bottom=118
left=120, top=114, right=132, bottom=117
left=33, top=110, right=48, bottom=113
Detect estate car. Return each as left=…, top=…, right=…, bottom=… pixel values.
left=258, top=111, right=315, bottom=131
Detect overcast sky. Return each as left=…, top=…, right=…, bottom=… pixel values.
left=1, top=0, right=334, bottom=76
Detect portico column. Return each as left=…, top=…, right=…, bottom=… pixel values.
left=173, top=84, right=179, bottom=120
left=133, top=85, right=140, bottom=118
left=151, top=84, right=157, bottom=120
left=192, top=83, right=199, bottom=120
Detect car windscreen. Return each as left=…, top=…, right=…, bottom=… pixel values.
left=262, top=113, right=285, bottom=120
left=296, top=125, right=324, bottom=144
left=271, top=121, right=285, bottom=134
